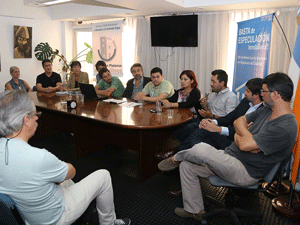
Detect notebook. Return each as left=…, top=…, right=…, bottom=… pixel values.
left=79, top=83, right=107, bottom=100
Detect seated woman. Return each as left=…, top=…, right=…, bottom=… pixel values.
left=64, top=61, right=89, bottom=91
left=0, top=90, right=130, bottom=225
left=156, top=70, right=201, bottom=161
left=161, top=70, right=201, bottom=118
left=5, top=66, right=32, bottom=92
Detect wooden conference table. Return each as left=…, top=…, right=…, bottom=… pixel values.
left=29, top=92, right=193, bottom=183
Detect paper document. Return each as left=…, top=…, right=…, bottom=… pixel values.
left=103, top=99, right=126, bottom=104
left=120, top=102, right=141, bottom=107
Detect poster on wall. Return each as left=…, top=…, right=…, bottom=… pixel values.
left=14, top=26, right=32, bottom=59
left=232, top=14, right=273, bottom=100
left=92, top=21, right=123, bottom=76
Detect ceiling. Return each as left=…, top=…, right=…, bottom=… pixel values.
left=25, top=0, right=300, bottom=22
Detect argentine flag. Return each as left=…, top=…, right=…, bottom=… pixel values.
left=289, top=6, right=300, bottom=190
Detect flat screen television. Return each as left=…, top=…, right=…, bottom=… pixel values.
left=150, top=15, right=198, bottom=47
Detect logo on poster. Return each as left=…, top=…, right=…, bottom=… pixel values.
left=97, top=37, right=117, bottom=61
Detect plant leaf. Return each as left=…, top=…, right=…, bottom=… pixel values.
left=34, top=42, right=53, bottom=61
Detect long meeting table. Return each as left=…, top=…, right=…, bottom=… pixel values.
left=29, top=92, right=193, bottom=183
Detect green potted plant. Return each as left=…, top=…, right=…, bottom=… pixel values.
left=34, top=42, right=93, bottom=81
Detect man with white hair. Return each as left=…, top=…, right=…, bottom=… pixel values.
left=0, top=90, right=131, bottom=225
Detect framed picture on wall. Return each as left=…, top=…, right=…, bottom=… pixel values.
left=14, top=26, right=32, bottom=58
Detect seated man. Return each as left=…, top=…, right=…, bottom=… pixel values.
left=95, top=68, right=125, bottom=98
left=95, top=60, right=107, bottom=84
left=158, top=73, right=298, bottom=221
left=156, top=78, right=263, bottom=161
left=0, top=90, right=130, bottom=225
left=200, top=69, right=239, bottom=119
left=36, top=59, right=62, bottom=93
left=123, top=63, right=151, bottom=99
left=134, top=67, right=174, bottom=102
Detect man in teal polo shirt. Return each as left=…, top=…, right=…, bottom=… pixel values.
left=95, top=68, right=125, bottom=97
left=134, top=67, right=174, bottom=102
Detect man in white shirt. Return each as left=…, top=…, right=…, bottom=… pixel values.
left=199, top=69, right=239, bottom=119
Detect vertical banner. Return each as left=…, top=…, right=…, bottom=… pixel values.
left=232, top=14, right=273, bottom=101
left=92, top=21, right=123, bottom=76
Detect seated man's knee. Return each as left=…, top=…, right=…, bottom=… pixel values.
left=179, top=161, right=194, bottom=172
left=189, top=142, right=215, bottom=159
left=94, top=169, right=111, bottom=182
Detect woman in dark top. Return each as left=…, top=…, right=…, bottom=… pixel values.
left=161, top=70, right=201, bottom=118
left=5, top=66, right=32, bottom=92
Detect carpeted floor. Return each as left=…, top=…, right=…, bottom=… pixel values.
left=29, top=132, right=300, bottom=225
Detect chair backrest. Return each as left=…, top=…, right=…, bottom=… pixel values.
left=262, top=156, right=291, bottom=184
left=0, top=193, right=26, bottom=225
left=262, top=162, right=281, bottom=184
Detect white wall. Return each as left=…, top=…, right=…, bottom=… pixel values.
left=0, top=0, right=74, bottom=92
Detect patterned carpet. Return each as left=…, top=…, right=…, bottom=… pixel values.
left=29, top=132, right=300, bottom=225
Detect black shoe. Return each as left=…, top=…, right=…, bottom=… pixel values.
left=168, top=189, right=182, bottom=197
left=114, top=218, right=131, bottom=225
left=155, top=150, right=174, bottom=161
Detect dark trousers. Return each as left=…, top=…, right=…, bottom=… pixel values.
left=173, top=122, right=233, bottom=154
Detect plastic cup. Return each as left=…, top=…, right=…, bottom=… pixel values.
left=138, top=100, right=143, bottom=108
left=167, top=109, right=174, bottom=119
left=156, top=101, right=162, bottom=114
left=80, top=94, right=84, bottom=105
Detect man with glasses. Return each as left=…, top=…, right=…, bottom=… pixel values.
left=123, top=63, right=151, bottom=99
left=0, top=90, right=131, bottom=225
left=159, top=73, right=297, bottom=221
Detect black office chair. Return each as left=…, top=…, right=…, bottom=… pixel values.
left=0, top=193, right=26, bottom=225
left=201, top=160, right=286, bottom=225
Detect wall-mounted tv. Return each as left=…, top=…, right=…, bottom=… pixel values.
left=150, top=15, right=198, bottom=47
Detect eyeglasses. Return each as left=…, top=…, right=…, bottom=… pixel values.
left=260, top=89, right=272, bottom=94
left=33, top=111, right=42, bottom=118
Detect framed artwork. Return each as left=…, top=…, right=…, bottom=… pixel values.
left=14, top=26, right=32, bottom=58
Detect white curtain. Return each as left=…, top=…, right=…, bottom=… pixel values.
left=121, top=18, right=137, bottom=83
left=133, top=7, right=298, bottom=95
left=134, top=12, right=230, bottom=95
